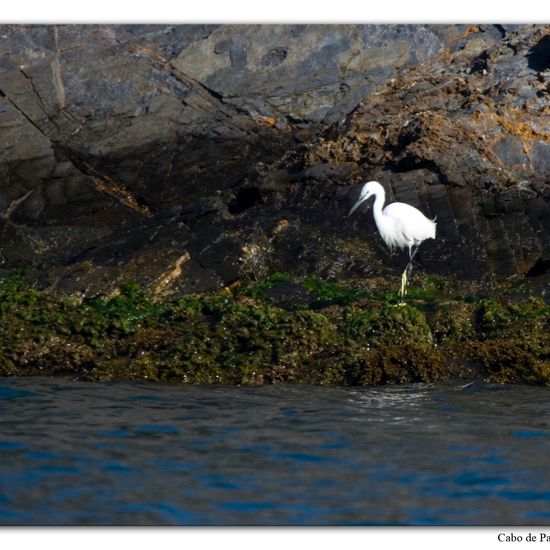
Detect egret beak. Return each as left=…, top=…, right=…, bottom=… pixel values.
left=348, top=196, right=367, bottom=217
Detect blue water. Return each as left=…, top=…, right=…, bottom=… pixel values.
left=1, top=377, right=550, bottom=525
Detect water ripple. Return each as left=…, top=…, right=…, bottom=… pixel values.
left=0, top=377, right=549, bottom=525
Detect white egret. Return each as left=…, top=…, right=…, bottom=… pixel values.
left=348, top=180, right=436, bottom=302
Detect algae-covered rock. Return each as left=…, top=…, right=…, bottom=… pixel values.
left=466, top=297, right=550, bottom=383
left=1, top=274, right=548, bottom=386
left=360, top=344, right=447, bottom=385
left=346, top=302, right=434, bottom=346
left=430, top=302, right=476, bottom=345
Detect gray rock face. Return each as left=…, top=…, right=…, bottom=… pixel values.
left=495, top=136, right=529, bottom=168
left=172, top=25, right=444, bottom=123
left=532, top=141, right=550, bottom=177
left=0, top=24, right=549, bottom=295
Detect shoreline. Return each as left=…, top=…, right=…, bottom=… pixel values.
left=1, top=271, right=547, bottom=386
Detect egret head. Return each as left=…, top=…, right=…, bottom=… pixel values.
left=348, top=181, right=382, bottom=217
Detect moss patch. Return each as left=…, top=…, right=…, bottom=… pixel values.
left=0, top=273, right=548, bottom=386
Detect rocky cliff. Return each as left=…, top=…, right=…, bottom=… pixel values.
left=1, top=24, right=549, bottom=297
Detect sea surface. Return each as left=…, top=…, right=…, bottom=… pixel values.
left=1, top=377, right=549, bottom=525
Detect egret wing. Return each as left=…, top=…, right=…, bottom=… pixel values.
left=383, top=202, right=436, bottom=246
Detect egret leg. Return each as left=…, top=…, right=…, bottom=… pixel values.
left=399, top=269, right=408, bottom=303
left=400, top=246, right=419, bottom=303
left=405, top=245, right=419, bottom=276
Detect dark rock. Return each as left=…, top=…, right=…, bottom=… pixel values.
left=527, top=34, right=550, bottom=72
left=0, top=24, right=549, bottom=296
left=303, top=163, right=353, bottom=182
left=261, top=280, right=315, bottom=309
left=527, top=257, right=550, bottom=277
left=470, top=50, right=490, bottom=74
left=228, top=187, right=263, bottom=215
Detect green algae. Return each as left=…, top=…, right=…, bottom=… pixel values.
left=346, top=302, right=433, bottom=346
left=300, top=275, right=365, bottom=304
left=241, top=272, right=291, bottom=300
left=0, top=272, right=548, bottom=386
